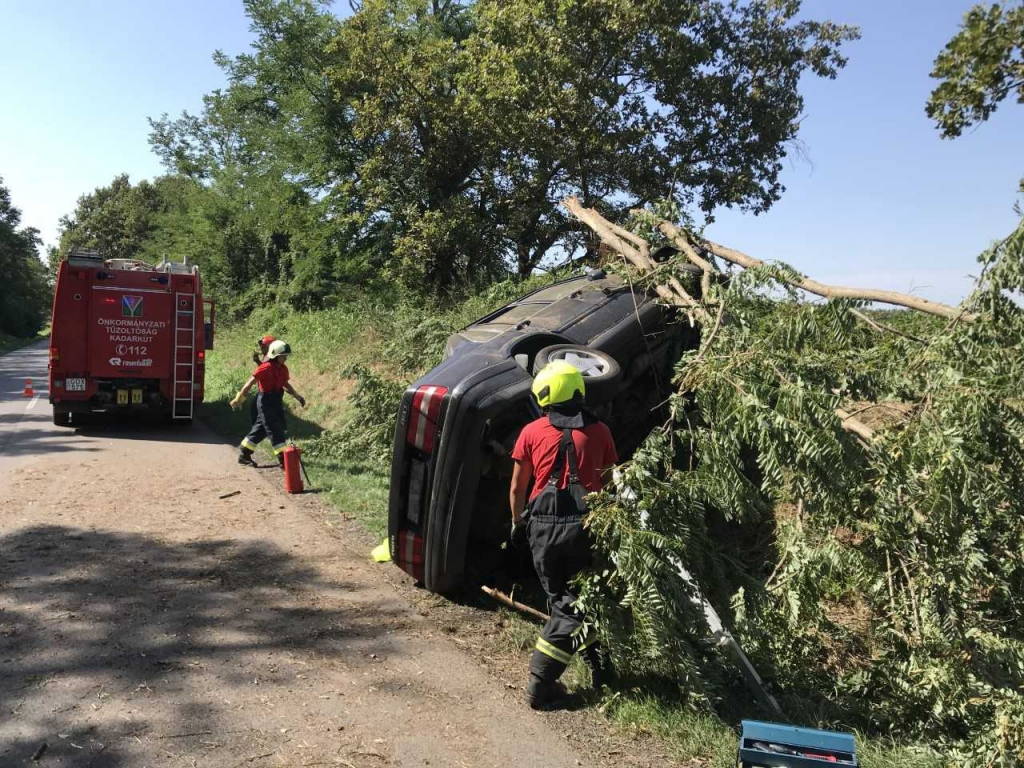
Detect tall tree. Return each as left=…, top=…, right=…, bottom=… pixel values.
left=55, top=174, right=165, bottom=263
left=461, top=0, right=858, bottom=276
left=927, top=1, right=1024, bottom=140
left=0, top=177, right=51, bottom=338
left=147, top=0, right=858, bottom=297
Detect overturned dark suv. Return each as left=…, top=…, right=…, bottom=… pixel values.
left=388, top=268, right=699, bottom=592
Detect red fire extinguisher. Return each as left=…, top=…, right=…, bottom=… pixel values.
left=283, top=445, right=304, bottom=494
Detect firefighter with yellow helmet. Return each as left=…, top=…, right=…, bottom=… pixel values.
left=509, top=359, right=617, bottom=709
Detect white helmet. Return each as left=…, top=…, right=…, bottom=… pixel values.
left=267, top=340, right=292, bottom=360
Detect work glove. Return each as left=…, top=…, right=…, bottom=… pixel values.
left=510, top=518, right=528, bottom=548
left=229, top=394, right=244, bottom=410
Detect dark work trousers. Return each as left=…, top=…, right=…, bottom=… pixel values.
left=527, top=513, right=596, bottom=684
left=249, top=393, right=259, bottom=425
left=240, top=391, right=289, bottom=456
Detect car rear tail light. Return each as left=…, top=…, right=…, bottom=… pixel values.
left=406, top=385, right=447, bottom=454
left=396, top=529, right=424, bottom=582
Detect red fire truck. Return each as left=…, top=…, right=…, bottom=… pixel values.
left=48, top=250, right=215, bottom=426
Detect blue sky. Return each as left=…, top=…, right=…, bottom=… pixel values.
left=0, top=1, right=1020, bottom=304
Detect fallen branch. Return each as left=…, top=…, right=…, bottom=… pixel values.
left=564, top=197, right=711, bottom=321
left=694, top=235, right=971, bottom=322
left=480, top=585, right=549, bottom=622
left=655, top=221, right=720, bottom=276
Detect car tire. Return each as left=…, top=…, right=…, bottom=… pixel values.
left=533, top=344, right=622, bottom=404
left=52, top=407, right=71, bottom=427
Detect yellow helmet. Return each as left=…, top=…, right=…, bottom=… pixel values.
left=532, top=360, right=585, bottom=408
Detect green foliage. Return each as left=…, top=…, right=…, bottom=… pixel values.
left=304, top=363, right=406, bottom=467
left=579, top=219, right=1024, bottom=763
left=927, top=2, right=1024, bottom=140
left=0, top=176, right=51, bottom=338
left=54, top=174, right=166, bottom=267
left=130, top=0, right=857, bottom=303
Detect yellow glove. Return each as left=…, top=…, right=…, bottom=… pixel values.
left=229, top=394, right=245, bottom=410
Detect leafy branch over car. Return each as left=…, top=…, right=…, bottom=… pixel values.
left=565, top=200, right=1024, bottom=765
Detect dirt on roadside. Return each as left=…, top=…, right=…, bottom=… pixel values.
left=0, top=421, right=682, bottom=768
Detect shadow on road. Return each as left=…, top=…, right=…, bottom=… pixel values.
left=0, top=525, right=405, bottom=766
left=0, top=423, right=101, bottom=459
left=70, top=413, right=229, bottom=446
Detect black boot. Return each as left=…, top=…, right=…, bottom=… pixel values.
left=526, top=674, right=567, bottom=710
left=238, top=447, right=256, bottom=466
left=583, top=644, right=614, bottom=690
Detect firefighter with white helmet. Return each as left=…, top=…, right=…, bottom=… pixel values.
left=231, top=340, right=306, bottom=466
left=509, top=359, right=617, bottom=709
left=248, top=334, right=276, bottom=426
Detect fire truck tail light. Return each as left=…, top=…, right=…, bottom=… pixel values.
left=405, top=385, right=447, bottom=454
left=49, top=347, right=60, bottom=362
left=198, top=351, right=205, bottom=360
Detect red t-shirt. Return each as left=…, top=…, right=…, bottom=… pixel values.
left=512, top=417, right=618, bottom=502
left=253, top=361, right=290, bottom=393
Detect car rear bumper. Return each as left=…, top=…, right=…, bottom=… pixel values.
left=389, top=359, right=533, bottom=592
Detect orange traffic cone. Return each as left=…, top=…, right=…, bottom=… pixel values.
left=23, top=379, right=34, bottom=397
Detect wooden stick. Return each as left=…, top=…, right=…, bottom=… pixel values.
left=480, top=586, right=550, bottom=622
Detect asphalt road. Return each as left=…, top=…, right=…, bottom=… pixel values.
left=0, top=341, right=72, bottom=473
left=0, top=342, right=642, bottom=768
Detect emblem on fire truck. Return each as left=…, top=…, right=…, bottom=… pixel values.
left=122, top=295, right=144, bottom=317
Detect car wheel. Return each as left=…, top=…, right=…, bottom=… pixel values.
left=533, top=344, right=622, bottom=404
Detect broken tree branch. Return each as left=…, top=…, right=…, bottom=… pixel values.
left=564, top=197, right=711, bottom=321
left=655, top=221, right=720, bottom=276
left=695, top=236, right=971, bottom=322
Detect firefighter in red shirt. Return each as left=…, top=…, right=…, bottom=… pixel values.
left=510, top=360, right=617, bottom=709
left=248, top=335, right=276, bottom=426
left=230, top=340, right=306, bottom=466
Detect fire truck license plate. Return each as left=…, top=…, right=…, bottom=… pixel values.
left=66, top=378, right=86, bottom=391
left=117, top=390, right=128, bottom=405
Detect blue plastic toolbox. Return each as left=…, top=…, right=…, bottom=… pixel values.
left=737, top=720, right=858, bottom=767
